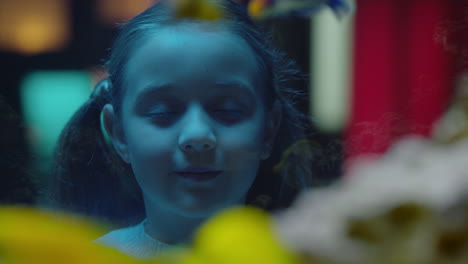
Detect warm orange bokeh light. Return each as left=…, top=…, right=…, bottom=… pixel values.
left=0, top=0, right=70, bottom=55
left=97, top=0, right=154, bottom=24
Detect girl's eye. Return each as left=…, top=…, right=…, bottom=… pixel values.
left=212, top=109, right=244, bottom=124
left=147, top=112, right=179, bottom=127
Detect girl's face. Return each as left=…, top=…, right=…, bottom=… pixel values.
left=106, top=24, right=277, bottom=218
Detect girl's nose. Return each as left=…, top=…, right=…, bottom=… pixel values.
left=178, top=106, right=217, bottom=153
left=180, top=140, right=215, bottom=152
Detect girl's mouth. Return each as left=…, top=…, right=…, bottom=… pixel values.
left=175, top=168, right=223, bottom=182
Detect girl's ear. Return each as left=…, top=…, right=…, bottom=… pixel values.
left=102, top=104, right=130, bottom=163
left=263, top=100, right=282, bottom=157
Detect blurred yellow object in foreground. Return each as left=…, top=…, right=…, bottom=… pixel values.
left=0, top=206, right=300, bottom=264
left=0, top=206, right=149, bottom=264
left=173, top=0, right=223, bottom=20
left=181, top=206, right=299, bottom=264
left=248, top=0, right=268, bottom=18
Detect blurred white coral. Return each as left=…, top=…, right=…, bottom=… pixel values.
left=274, top=136, right=468, bottom=263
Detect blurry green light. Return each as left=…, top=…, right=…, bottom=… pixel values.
left=20, top=70, right=92, bottom=160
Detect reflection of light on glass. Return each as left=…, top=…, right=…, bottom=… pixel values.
left=97, top=0, right=153, bottom=24
left=0, top=0, right=70, bottom=55
left=20, top=71, right=92, bottom=173
left=310, top=7, right=354, bottom=133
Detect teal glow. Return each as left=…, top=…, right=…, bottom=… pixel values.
left=20, top=70, right=92, bottom=161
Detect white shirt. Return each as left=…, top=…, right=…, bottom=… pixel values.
left=95, top=219, right=174, bottom=259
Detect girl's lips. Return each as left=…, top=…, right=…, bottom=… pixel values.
left=175, top=171, right=222, bottom=182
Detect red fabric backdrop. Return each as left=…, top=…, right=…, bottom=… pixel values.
left=345, top=0, right=468, bottom=162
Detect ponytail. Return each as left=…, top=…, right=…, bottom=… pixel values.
left=48, top=79, right=144, bottom=227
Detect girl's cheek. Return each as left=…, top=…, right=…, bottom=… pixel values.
left=226, top=121, right=265, bottom=146
left=127, top=125, right=178, bottom=155
left=221, top=129, right=264, bottom=165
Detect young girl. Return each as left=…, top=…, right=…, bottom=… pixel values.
left=49, top=0, right=314, bottom=259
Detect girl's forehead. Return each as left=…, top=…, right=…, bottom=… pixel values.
left=122, top=24, right=265, bottom=102
left=146, top=23, right=252, bottom=57
left=125, top=24, right=257, bottom=73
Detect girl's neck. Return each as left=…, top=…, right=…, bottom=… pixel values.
left=142, top=199, right=209, bottom=245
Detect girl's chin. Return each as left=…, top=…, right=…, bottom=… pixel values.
left=172, top=199, right=240, bottom=219
left=175, top=203, right=227, bottom=219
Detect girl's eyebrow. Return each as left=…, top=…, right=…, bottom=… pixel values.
left=135, top=83, right=176, bottom=105
left=213, top=81, right=256, bottom=97
left=214, top=81, right=252, bottom=90
left=134, top=81, right=257, bottom=105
